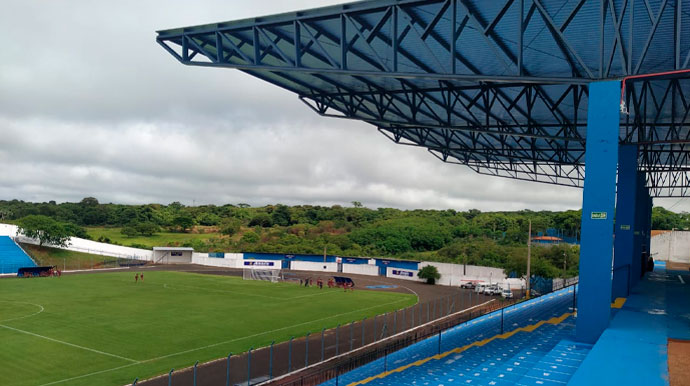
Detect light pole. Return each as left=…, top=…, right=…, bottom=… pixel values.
left=563, top=250, right=567, bottom=279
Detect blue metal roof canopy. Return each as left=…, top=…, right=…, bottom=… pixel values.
left=156, top=0, right=690, bottom=196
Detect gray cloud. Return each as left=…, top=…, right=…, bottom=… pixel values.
left=0, top=0, right=635, bottom=212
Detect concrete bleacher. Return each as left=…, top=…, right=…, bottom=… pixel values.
left=0, top=236, right=37, bottom=274
left=568, top=262, right=690, bottom=386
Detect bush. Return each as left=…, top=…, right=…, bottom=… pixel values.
left=241, top=231, right=260, bottom=244
left=418, top=265, right=441, bottom=285
left=121, top=226, right=138, bottom=237
left=248, top=214, right=273, bottom=227
left=219, top=219, right=241, bottom=236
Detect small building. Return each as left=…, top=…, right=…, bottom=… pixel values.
left=153, top=247, right=193, bottom=264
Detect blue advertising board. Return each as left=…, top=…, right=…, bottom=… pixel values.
left=391, top=269, right=414, bottom=277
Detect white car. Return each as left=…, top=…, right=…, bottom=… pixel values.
left=501, top=288, right=514, bottom=299
left=483, top=285, right=501, bottom=295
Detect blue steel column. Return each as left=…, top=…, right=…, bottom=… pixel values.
left=612, top=145, right=638, bottom=300
left=575, top=80, right=621, bottom=344
left=630, top=172, right=647, bottom=286
left=643, top=188, right=653, bottom=273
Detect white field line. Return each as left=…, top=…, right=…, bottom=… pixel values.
left=679, top=275, right=686, bottom=284
left=38, top=363, right=139, bottom=386
left=0, top=300, right=44, bottom=323
left=0, top=324, right=139, bottom=363
left=35, top=297, right=410, bottom=386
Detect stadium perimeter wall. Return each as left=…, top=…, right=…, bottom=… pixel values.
left=419, top=261, right=506, bottom=286
left=0, top=223, right=523, bottom=288
left=651, top=231, right=690, bottom=263
left=192, top=253, right=281, bottom=269
left=291, top=261, right=338, bottom=272
left=342, top=263, right=378, bottom=276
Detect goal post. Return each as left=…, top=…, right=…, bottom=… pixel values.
left=243, top=268, right=282, bottom=283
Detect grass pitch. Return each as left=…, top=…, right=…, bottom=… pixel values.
left=0, top=271, right=416, bottom=386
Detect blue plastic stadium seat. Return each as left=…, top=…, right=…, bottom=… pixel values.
left=320, top=289, right=583, bottom=386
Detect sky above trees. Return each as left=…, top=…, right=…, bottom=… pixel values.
left=1, top=1, right=687, bottom=212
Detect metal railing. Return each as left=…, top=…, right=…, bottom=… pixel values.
left=134, top=289, right=508, bottom=386
left=270, top=285, right=576, bottom=386
left=133, top=283, right=582, bottom=386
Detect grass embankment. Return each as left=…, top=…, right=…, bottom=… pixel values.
left=0, top=271, right=416, bottom=386
left=21, top=243, right=128, bottom=270
left=86, top=227, right=219, bottom=249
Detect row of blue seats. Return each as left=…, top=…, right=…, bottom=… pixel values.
left=320, top=288, right=577, bottom=386
left=368, top=320, right=578, bottom=386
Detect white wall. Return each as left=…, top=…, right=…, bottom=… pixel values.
left=291, top=261, right=337, bottom=272
left=343, top=264, right=378, bottom=276
left=0, top=224, right=19, bottom=237
left=191, top=255, right=281, bottom=269
left=651, top=231, right=690, bottom=263
left=192, top=255, right=238, bottom=268
left=386, top=267, right=423, bottom=281
left=13, top=233, right=153, bottom=261
left=2, top=223, right=153, bottom=261
left=419, top=261, right=506, bottom=287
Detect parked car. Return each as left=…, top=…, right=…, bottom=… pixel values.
left=460, top=282, right=476, bottom=289
left=475, top=284, right=487, bottom=293
left=501, top=288, right=514, bottom=299
left=484, top=285, right=501, bottom=295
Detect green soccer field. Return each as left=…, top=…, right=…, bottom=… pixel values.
left=0, top=271, right=417, bottom=386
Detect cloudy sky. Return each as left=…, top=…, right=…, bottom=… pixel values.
left=0, top=1, right=683, bottom=212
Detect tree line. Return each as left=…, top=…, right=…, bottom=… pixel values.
left=2, top=197, right=685, bottom=278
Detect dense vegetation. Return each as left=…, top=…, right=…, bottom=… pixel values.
left=1, top=197, right=686, bottom=278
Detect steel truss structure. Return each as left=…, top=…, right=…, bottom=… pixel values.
left=157, top=0, right=690, bottom=196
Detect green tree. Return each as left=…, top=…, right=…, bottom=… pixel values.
left=241, top=231, right=260, bottom=244
left=17, top=215, right=71, bottom=247
left=173, top=215, right=195, bottom=232
left=271, top=205, right=292, bottom=226
left=219, top=218, right=241, bottom=236
left=134, top=222, right=160, bottom=236
left=417, top=265, right=441, bottom=285
left=249, top=213, right=273, bottom=227
left=197, top=213, right=221, bottom=226
left=121, top=226, right=138, bottom=238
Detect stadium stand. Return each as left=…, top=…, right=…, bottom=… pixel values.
left=320, top=287, right=584, bottom=386
left=0, top=236, right=37, bottom=274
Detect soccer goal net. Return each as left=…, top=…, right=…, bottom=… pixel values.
left=243, top=268, right=282, bottom=283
